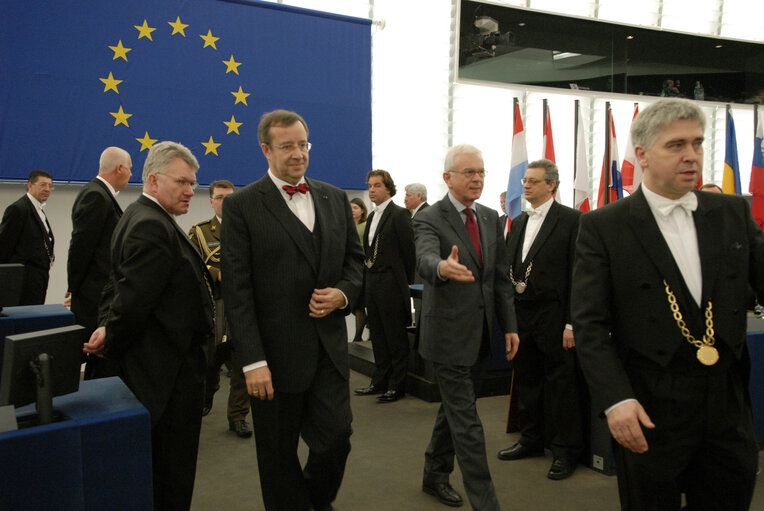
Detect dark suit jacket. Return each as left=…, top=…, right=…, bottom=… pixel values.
left=572, top=187, right=764, bottom=413
left=67, top=178, right=123, bottom=329
left=0, top=194, right=53, bottom=270
left=414, top=194, right=517, bottom=366
left=101, top=196, right=214, bottom=424
left=363, top=202, right=415, bottom=320
left=507, top=201, right=581, bottom=324
left=221, top=175, right=364, bottom=393
left=412, top=202, right=429, bottom=218
left=0, top=194, right=54, bottom=303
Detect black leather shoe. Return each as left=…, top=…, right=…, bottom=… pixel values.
left=497, top=442, right=544, bottom=460
left=354, top=385, right=384, bottom=396
left=422, top=482, right=463, bottom=507
left=548, top=458, right=576, bottom=480
left=376, top=390, right=405, bottom=402
left=229, top=420, right=253, bottom=438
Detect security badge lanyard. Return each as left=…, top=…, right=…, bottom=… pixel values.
left=663, top=280, right=718, bottom=366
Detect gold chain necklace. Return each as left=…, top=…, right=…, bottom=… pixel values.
left=662, top=280, right=718, bottom=366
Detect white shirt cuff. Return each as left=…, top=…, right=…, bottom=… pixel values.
left=605, top=398, right=637, bottom=415
left=243, top=361, right=268, bottom=373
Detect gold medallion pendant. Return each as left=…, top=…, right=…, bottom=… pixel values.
left=696, top=345, right=719, bottom=366
left=515, top=282, right=526, bottom=294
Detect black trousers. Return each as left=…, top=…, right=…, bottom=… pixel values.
left=614, top=353, right=758, bottom=511
left=365, top=271, right=410, bottom=392
left=513, top=300, right=584, bottom=460
left=19, top=265, right=48, bottom=305
left=150, top=349, right=205, bottom=511
left=250, top=345, right=352, bottom=511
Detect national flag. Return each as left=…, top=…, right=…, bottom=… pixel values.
left=722, top=109, right=742, bottom=195
left=543, top=105, right=563, bottom=203
left=621, top=105, right=642, bottom=195
left=506, top=101, right=527, bottom=228
left=751, top=109, right=764, bottom=231
left=574, top=105, right=591, bottom=212
left=597, top=111, right=623, bottom=207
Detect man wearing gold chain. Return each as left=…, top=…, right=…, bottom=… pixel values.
left=189, top=179, right=252, bottom=438
left=572, top=98, right=764, bottom=510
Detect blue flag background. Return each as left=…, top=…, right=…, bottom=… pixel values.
left=0, top=0, right=372, bottom=189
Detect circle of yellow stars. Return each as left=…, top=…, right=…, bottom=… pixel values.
left=101, top=16, right=252, bottom=156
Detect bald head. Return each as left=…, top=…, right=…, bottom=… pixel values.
left=98, top=146, right=132, bottom=191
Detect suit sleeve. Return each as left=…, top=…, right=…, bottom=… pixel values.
left=0, top=202, right=24, bottom=262
left=394, top=207, right=416, bottom=284
left=565, top=212, right=582, bottom=325
left=493, top=213, right=517, bottom=334
left=745, top=201, right=764, bottom=303
left=332, top=198, right=365, bottom=311
left=413, top=212, right=446, bottom=285
left=571, top=213, right=635, bottom=413
left=220, top=195, right=268, bottom=367
left=67, top=190, right=109, bottom=293
left=103, top=218, right=175, bottom=360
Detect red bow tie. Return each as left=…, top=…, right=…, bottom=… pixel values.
left=282, top=183, right=310, bottom=199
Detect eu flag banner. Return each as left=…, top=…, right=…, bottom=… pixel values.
left=0, top=0, right=372, bottom=189
left=722, top=108, right=742, bottom=195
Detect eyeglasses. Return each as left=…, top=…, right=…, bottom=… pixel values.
left=449, top=169, right=486, bottom=178
left=159, top=173, right=198, bottom=190
left=269, top=142, right=312, bottom=153
left=521, top=178, right=546, bottom=185
left=32, top=182, right=54, bottom=190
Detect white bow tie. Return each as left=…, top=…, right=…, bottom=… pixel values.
left=656, top=193, right=698, bottom=217
left=527, top=208, right=543, bottom=218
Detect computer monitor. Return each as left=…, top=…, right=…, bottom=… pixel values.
left=0, top=325, right=86, bottom=428
left=0, top=263, right=24, bottom=313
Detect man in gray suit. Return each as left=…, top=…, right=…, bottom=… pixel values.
left=414, top=144, right=519, bottom=510
left=222, top=110, right=364, bottom=511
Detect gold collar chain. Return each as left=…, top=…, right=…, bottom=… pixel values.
left=662, top=280, right=718, bottom=366
left=509, top=261, right=533, bottom=295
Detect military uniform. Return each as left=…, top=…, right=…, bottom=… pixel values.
left=188, top=216, right=250, bottom=430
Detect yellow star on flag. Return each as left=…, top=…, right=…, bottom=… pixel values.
left=108, top=40, right=132, bottom=61
left=168, top=17, right=188, bottom=37
left=202, top=136, right=221, bottom=156
left=224, top=115, right=243, bottom=135
left=136, top=132, right=158, bottom=152
left=100, top=72, right=123, bottom=94
left=110, top=106, right=133, bottom=127
left=134, top=20, right=156, bottom=41
left=231, top=86, right=250, bottom=106
left=222, top=55, right=242, bottom=75
left=200, top=30, right=220, bottom=50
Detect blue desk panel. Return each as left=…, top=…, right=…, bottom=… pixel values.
left=0, top=377, right=152, bottom=510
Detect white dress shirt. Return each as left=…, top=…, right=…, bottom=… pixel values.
left=522, top=196, right=555, bottom=261
left=367, top=197, right=392, bottom=243
left=27, top=192, right=50, bottom=233
left=267, top=169, right=315, bottom=232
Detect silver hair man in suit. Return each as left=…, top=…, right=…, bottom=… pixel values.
left=221, top=109, right=364, bottom=511
left=84, top=141, right=215, bottom=511
left=414, top=143, right=519, bottom=510
left=573, top=98, right=764, bottom=510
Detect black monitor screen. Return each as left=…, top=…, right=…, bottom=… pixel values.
left=0, top=325, right=85, bottom=408
left=0, top=263, right=24, bottom=310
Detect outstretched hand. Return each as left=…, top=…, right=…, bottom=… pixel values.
left=438, top=246, right=475, bottom=282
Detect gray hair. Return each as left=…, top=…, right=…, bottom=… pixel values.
left=527, top=158, right=559, bottom=193
left=444, top=144, right=482, bottom=172
left=142, top=141, right=199, bottom=183
left=631, top=99, right=706, bottom=150
left=405, top=183, right=427, bottom=201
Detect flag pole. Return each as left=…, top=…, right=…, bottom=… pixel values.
left=574, top=100, right=579, bottom=201
left=604, top=102, right=611, bottom=206
left=543, top=98, right=548, bottom=152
